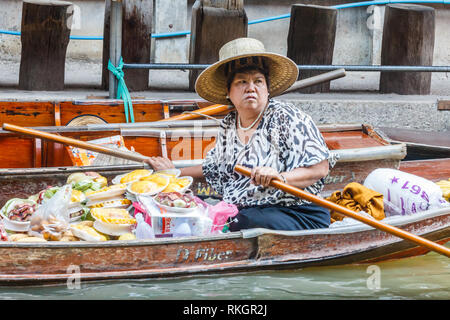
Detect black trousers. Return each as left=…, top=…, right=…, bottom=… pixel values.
left=229, top=203, right=330, bottom=232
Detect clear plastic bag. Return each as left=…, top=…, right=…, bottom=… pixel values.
left=29, top=184, right=72, bottom=240
left=134, top=213, right=155, bottom=239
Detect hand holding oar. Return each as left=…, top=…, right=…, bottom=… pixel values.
left=234, top=164, right=450, bottom=258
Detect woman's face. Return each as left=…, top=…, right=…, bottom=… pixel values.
left=227, top=69, right=269, bottom=113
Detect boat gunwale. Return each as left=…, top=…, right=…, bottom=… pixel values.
left=0, top=206, right=448, bottom=249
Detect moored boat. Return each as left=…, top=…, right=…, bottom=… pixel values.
left=0, top=159, right=448, bottom=286
left=0, top=206, right=448, bottom=286
left=0, top=121, right=407, bottom=195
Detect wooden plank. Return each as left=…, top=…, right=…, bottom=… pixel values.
left=188, top=0, right=247, bottom=91
left=438, top=100, right=450, bottom=111
left=19, top=0, right=72, bottom=91
left=287, top=4, right=337, bottom=93
left=379, top=4, right=435, bottom=94
left=102, top=0, right=152, bottom=91
left=399, top=158, right=450, bottom=181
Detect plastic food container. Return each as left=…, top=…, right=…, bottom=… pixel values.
left=93, top=220, right=133, bottom=236
left=1, top=216, right=30, bottom=232
left=85, top=184, right=127, bottom=202
left=162, top=176, right=193, bottom=193
left=112, top=169, right=153, bottom=185
left=154, top=169, right=181, bottom=178
left=127, top=179, right=169, bottom=196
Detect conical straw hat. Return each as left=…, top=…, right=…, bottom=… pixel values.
left=195, top=38, right=299, bottom=105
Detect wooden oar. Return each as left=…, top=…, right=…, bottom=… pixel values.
left=3, top=123, right=149, bottom=163
left=160, top=69, right=346, bottom=122
left=234, top=164, right=450, bottom=258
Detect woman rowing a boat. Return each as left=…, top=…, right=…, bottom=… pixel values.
left=145, top=37, right=338, bottom=231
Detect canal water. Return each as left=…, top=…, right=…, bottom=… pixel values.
left=0, top=246, right=448, bottom=300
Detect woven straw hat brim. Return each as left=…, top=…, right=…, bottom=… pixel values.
left=195, top=52, right=299, bottom=105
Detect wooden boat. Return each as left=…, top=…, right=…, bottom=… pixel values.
left=376, top=126, right=450, bottom=161
left=0, top=130, right=448, bottom=285
left=0, top=169, right=448, bottom=285
left=0, top=99, right=223, bottom=127
left=0, top=120, right=407, bottom=197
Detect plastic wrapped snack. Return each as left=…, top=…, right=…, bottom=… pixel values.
left=29, top=185, right=72, bottom=240
left=119, top=169, right=153, bottom=184
left=90, top=208, right=136, bottom=225
left=85, top=184, right=127, bottom=202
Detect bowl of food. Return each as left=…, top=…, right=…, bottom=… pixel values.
left=0, top=198, right=37, bottom=232
left=90, top=208, right=136, bottom=236
left=85, top=184, right=127, bottom=202
left=161, top=176, right=193, bottom=193
left=127, top=177, right=169, bottom=196
left=154, top=169, right=181, bottom=178
left=86, top=197, right=132, bottom=209
left=69, top=189, right=88, bottom=223
left=112, top=169, right=153, bottom=185
left=154, top=192, right=198, bottom=213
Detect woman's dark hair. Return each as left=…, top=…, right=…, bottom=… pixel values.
left=224, top=57, right=270, bottom=93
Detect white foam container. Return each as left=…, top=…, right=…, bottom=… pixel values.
left=1, top=216, right=30, bottom=232
left=93, top=220, right=133, bottom=236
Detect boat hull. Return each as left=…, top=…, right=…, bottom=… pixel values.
left=0, top=207, right=448, bottom=286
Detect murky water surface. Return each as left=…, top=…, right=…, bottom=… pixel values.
left=0, top=248, right=448, bottom=300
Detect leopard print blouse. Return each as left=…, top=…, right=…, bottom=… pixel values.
left=202, top=99, right=338, bottom=208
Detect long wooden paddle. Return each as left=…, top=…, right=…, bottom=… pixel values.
left=160, top=69, right=346, bottom=122
left=234, top=164, right=450, bottom=258
left=2, top=123, right=149, bottom=163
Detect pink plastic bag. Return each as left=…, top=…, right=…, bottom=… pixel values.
left=207, top=201, right=239, bottom=233
left=132, top=201, right=152, bottom=226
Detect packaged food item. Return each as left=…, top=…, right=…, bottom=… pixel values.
left=127, top=180, right=167, bottom=196
left=29, top=185, right=72, bottom=240
left=69, top=189, right=89, bottom=222
left=85, top=184, right=127, bottom=202
left=0, top=198, right=37, bottom=232
left=154, top=169, right=181, bottom=178
left=118, top=233, right=136, bottom=241
left=140, top=174, right=170, bottom=186
left=134, top=213, right=154, bottom=239
left=66, top=172, right=107, bottom=195
left=154, top=192, right=197, bottom=211
left=163, top=176, right=193, bottom=193
left=16, top=236, right=47, bottom=243
left=90, top=208, right=136, bottom=225
left=87, top=197, right=132, bottom=209
left=436, top=178, right=450, bottom=202
left=7, top=233, right=28, bottom=242
left=31, top=186, right=60, bottom=204
left=119, top=169, right=153, bottom=184
left=70, top=223, right=107, bottom=241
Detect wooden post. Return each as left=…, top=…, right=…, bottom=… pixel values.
left=287, top=4, right=337, bottom=94
left=379, top=4, right=435, bottom=95
left=188, top=0, right=247, bottom=91
left=102, top=0, right=153, bottom=92
left=108, top=0, right=122, bottom=99
left=19, top=0, right=73, bottom=91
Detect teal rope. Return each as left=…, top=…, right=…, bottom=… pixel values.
left=108, top=57, right=135, bottom=123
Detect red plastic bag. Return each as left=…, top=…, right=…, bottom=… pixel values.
left=207, top=201, right=239, bottom=233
